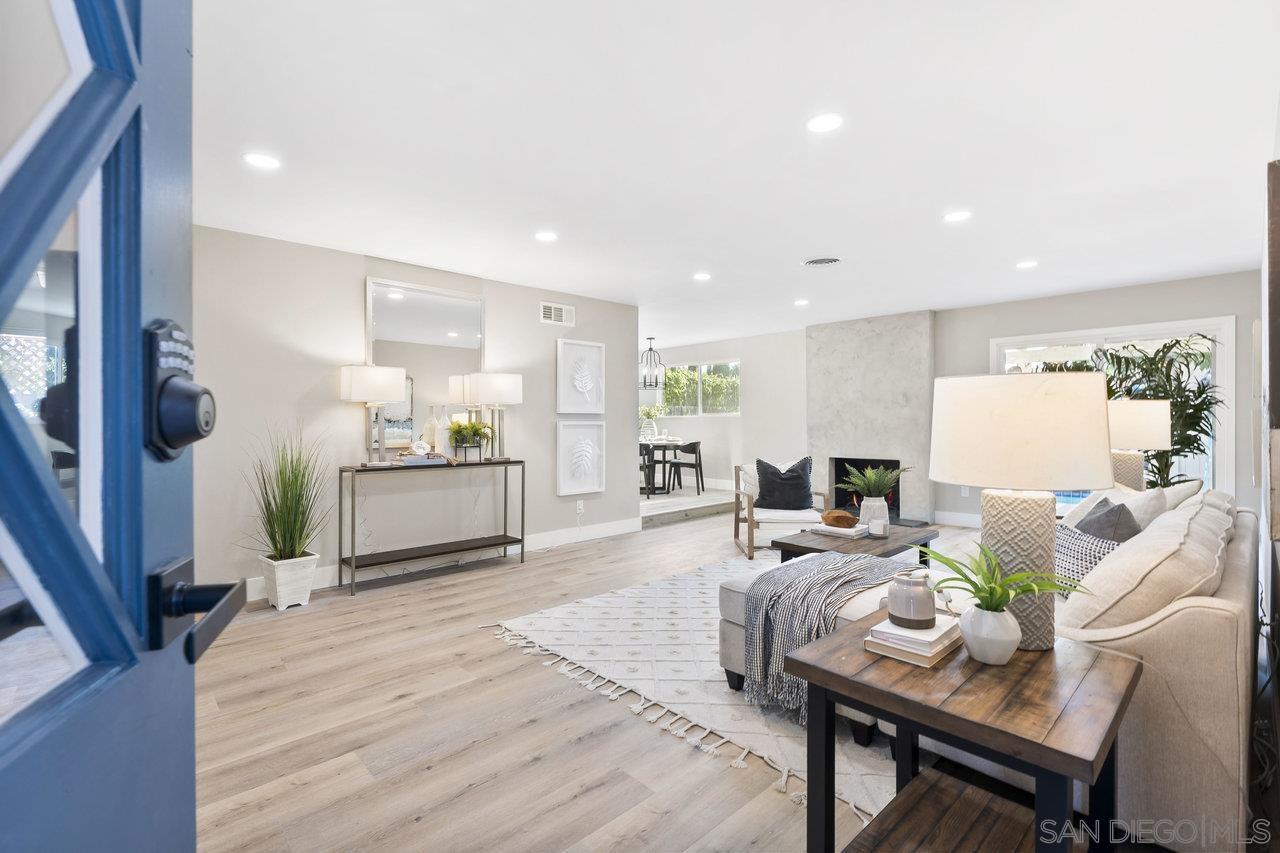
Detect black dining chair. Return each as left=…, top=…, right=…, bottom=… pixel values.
left=639, top=443, right=659, bottom=498
left=664, top=441, right=704, bottom=495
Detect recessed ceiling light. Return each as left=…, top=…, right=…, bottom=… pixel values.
left=1015, top=259, right=1039, bottom=270
left=794, top=299, right=810, bottom=307
left=242, top=152, right=281, bottom=170
left=692, top=271, right=711, bottom=282
left=943, top=210, right=973, bottom=223
left=806, top=113, right=843, bottom=133
left=535, top=231, right=558, bottom=242
left=447, top=331, right=459, bottom=338
left=386, top=291, right=405, bottom=300
left=476, top=334, right=483, bottom=339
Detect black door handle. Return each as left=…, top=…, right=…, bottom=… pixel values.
left=167, top=580, right=245, bottom=663
left=147, top=559, right=245, bottom=662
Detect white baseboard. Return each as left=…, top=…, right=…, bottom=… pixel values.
left=523, top=516, right=642, bottom=551
left=242, top=517, right=645, bottom=602
left=933, top=511, right=981, bottom=528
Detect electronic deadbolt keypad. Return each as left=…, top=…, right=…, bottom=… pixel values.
left=146, top=320, right=216, bottom=460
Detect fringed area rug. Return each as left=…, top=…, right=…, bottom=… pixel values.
left=491, top=553, right=898, bottom=823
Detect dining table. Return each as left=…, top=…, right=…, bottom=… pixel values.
left=640, top=436, right=685, bottom=495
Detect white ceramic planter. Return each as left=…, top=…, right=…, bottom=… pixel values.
left=960, top=606, right=1022, bottom=665
left=259, top=551, right=319, bottom=611
left=639, top=418, right=658, bottom=440
left=859, top=496, right=890, bottom=526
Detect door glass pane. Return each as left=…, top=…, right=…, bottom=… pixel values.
left=0, top=0, right=90, bottom=184
left=0, top=550, right=85, bottom=725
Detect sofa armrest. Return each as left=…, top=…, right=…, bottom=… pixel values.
left=1057, top=594, right=1252, bottom=834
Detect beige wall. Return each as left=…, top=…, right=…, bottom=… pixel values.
left=193, top=226, right=639, bottom=588
left=652, top=330, right=807, bottom=485
left=933, top=270, right=1261, bottom=515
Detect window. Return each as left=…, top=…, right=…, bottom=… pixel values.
left=990, top=316, right=1235, bottom=504
left=662, top=360, right=740, bottom=416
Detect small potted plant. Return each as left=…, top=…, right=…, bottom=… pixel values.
left=835, top=464, right=909, bottom=528
left=248, top=429, right=329, bottom=611
left=915, top=544, right=1086, bottom=665
left=638, top=403, right=666, bottom=440
left=448, top=420, right=493, bottom=462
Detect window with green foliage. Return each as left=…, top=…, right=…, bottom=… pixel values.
left=700, top=362, right=740, bottom=414
left=662, top=360, right=740, bottom=416
left=663, top=365, right=699, bottom=415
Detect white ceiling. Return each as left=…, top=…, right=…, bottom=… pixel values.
left=370, top=282, right=481, bottom=349
left=193, top=1, right=1280, bottom=348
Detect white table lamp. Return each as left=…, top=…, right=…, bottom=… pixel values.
left=467, top=372, right=522, bottom=460
left=1107, top=399, right=1172, bottom=490
left=930, top=373, right=1114, bottom=649
left=340, top=364, right=406, bottom=463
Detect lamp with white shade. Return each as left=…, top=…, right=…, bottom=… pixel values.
left=467, top=372, right=523, bottom=460
left=1107, top=399, right=1172, bottom=491
left=929, top=373, right=1114, bottom=649
left=340, top=364, right=406, bottom=464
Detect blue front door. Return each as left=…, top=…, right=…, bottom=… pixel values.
left=0, top=1, right=204, bottom=847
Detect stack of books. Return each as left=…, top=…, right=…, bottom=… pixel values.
left=864, top=614, right=962, bottom=667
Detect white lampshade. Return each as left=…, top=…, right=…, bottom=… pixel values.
left=929, top=373, right=1114, bottom=491
left=1108, top=399, right=1172, bottom=450
left=340, top=364, right=406, bottom=404
left=448, top=374, right=473, bottom=405
left=468, top=373, right=523, bottom=406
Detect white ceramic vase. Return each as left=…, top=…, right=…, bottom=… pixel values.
left=859, top=496, right=890, bottom=526
left=639, top=418, right=658, bottom=440
left=259, top=551, right=319, bottom=611
left=959, top=606, right=1022, bottom=665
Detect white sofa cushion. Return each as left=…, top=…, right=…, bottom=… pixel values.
left=749, top=507, right=823, bottom=524
left=1058, top=489, right=1235, bottom=630
left=1062, top=485, right=1165, bottom=530
left=1161, top=479, right=1204, bottom=510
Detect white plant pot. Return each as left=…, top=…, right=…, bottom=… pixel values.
left=259, top=551, right=319, bottom=611
left=960, top=606, right=1022, bottom=665
left=859, top=496, right=890, bottom=526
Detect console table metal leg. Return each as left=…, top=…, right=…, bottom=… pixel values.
left=503, top=466, right=509, bottom=558
left=337, top=470, right=344, bottom=591
left=806, top=682, right=835, bottom=853
left=349, top=471, right=357, bottom=596
left=895, top=723, right=919, bottom=791
left=1035, top=770, right=1073, bottom=852
left=1088, top=743, right=1117, bottom=852
left=519, top=463, right=525, bottom=564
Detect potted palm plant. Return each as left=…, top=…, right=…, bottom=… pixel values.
left=915, top=544, right=1086, bottom=665
left=248, top=430, right=329, bottom=611
left=835, top=464, right=909, bottom=528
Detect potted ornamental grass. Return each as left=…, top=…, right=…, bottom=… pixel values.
left=835, top=464, right=909, bottom=527
left=248, top=429, right=329, bottom=611
left=914, top=544, right=1086, bottom=665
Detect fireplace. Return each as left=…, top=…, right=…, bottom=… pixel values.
left=829, top=456, right=901, bottom=519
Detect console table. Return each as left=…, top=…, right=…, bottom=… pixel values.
left=337, top=460, right=525, bottom=596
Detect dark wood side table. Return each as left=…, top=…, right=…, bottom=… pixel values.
left=772, top=524, right=940, bottom=564
left=784, top=608, right=1141, bottom=853
left=337, top=460, right=525, bottom=595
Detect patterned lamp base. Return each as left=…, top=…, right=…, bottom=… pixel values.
left=980, top=489, right=1056, bottom=650
left=1111, top=450, right=1145, bottom=491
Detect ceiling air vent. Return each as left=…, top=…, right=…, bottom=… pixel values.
left=540, top=301, right=575, bottom=327
left=804, top=257, right=841, bottom=266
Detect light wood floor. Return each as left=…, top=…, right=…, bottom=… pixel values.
left=196, top=516, right=977, bottom=852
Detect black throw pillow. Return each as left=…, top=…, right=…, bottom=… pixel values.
left=755, top=457, right=813, bottom=510
left=1074, top=497, right=1141, bottom=544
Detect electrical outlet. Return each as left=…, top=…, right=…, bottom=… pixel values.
left=575, top=500, right=584, bottom=515
left=960, top=486, right=970, bottom=497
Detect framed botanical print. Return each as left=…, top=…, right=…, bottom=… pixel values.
left=557, top=338, right=605, bottom=414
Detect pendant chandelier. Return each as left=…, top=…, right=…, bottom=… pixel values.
left=639, top=337, right=666, bottom=390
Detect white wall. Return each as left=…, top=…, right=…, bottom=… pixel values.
left=652, top=329, right=807, bottom=486
left=193, top=226, right=639, bottom=589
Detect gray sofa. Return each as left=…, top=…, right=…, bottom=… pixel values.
left=718, top=488, right=1258, bottom=852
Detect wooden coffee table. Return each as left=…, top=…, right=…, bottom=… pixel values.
left=785, top=608, right=1141, bottom=853
left=772, top=524, right=940, bottom=564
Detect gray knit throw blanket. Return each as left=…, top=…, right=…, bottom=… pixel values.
left=743, top=551, right=904, bottom=723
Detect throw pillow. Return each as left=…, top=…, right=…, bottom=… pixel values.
left=738, top=458, right=800, bottom=498
left=1062, top=485, right=1165, bottom=531
left=1074, top=498, right=1141, bottom=543
left=1161, top=479, right=1204, bottom=510
left=1054, top=524, right=1119, bottom=595
left=755, top=457, right=814, bottom=510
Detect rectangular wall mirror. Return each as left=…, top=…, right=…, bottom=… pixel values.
left=365, top=277, right=483, bottom=450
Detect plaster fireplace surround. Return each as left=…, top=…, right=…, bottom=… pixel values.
left=806, top=310, right=935, bottom=523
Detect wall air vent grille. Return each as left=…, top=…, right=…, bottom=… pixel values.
left=540, top=301, right=576, bottom=326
